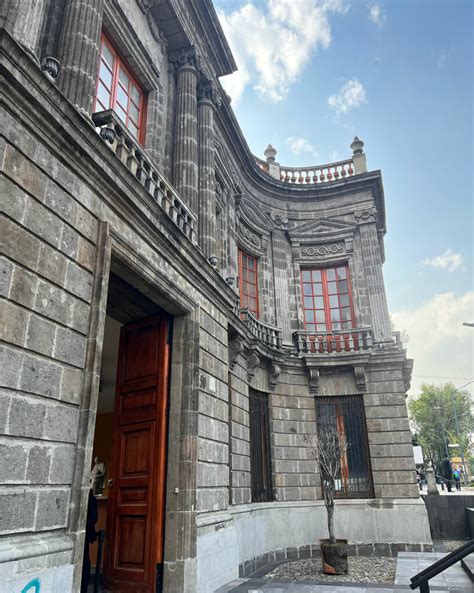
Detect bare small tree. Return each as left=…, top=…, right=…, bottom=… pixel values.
left=304, top=427, right=349, bottom=544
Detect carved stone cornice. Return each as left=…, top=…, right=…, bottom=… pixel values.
left=267, top=362, right=281, bottom=392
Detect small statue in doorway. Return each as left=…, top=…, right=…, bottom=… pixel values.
left=90, top=456, right=106, bottom=496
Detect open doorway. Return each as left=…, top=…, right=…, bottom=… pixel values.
left=86, top=272, right=171, bottom=593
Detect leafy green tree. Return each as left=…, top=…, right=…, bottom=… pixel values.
left=408, top=383, right=473, bottom=467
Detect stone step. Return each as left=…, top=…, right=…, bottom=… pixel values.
left=461, top=554, right=474, bottom=582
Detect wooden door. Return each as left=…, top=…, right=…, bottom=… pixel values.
left=104, top=315, right=170, bottom=593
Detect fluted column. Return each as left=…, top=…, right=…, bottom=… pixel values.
left=358, top=214, right=392, bottom=341
left=197, top=80, right=219, bottom=258
left=170, top=48, right=199, bottom=214
left=57, top=0, right=104, bottom=113
left=1, top=0, right=47, bottom=56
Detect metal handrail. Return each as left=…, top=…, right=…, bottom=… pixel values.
left=409, top=539, right=474, bottom=591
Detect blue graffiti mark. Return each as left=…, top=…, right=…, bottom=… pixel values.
left=21, top=578, right=41, bottom=593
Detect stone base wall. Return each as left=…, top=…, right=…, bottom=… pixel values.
left=196, top=499, right=432, bottom=593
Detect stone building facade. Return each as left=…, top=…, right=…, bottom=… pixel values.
left=0, top=2, right=431, bottom=593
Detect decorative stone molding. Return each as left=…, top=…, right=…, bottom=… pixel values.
left=197, top=78, right=222, bottom=106
left=403, top=358, right=414, bottom=392
left=307, top=367, right=320, bottom=394
left=354, top=366, right=367, bottom=392
left=267, top=362, right=281, bottom=391
left=354, top=207, right=377, bottom=223
left=239, top=224, right=261, bottom=248
left=229, top=336, right=245, bottom=369
left=270, top=213, right=288, bottom=229
left=169, top=46, right=198, bottom=71
left=301, top=243, right=344, bottom=257
left=247, top=351, right=261, bottom=381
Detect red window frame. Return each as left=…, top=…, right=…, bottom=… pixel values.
left=300, top=264, right=356, bottom=337
left=94, top=34, right=147, bottom=143
left=239, top=250, right=259, bottom=317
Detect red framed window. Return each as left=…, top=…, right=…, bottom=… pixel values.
left=239, top=250, right=259, bottom=317
left=95, top=34, right=146, bottom=142
left=301, top=265, right=355, bottom=332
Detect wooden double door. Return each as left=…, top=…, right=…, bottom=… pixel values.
left=104, top=315, right=170, bottom=593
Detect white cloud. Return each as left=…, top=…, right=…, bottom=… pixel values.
left=419, top=249, right=465, bottom=273
left=392, top=292, right=474, bottom=397
left=368, top=2, right=385, bottom=26
left=328, top=79, right=367, bottom=114
left=287, top=136, right=318, bottom=158
left=217, top=0, right=349, bottom=104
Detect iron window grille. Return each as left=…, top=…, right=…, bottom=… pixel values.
left=316, top=395, right=374, bottom=499
left=249, top=390, right=273, bottom=502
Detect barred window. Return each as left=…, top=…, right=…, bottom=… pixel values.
left=249, top=390, right=273, bottom=502
left=239, top=250, right=259, bottom=317
left=316, top=395, right=373, bottom=499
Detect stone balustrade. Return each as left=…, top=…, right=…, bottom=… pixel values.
left=92, top=109, right=197, bottom=244
left=255, top=137, right=367, bottom=185
left=240, top=308, right=282, bottom=349
left=294, top=327, right=374, bottom=354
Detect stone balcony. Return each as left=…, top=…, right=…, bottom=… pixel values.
left=240, top=308, right=282, bottom=350
left=293, top=327, right=374, bottom=355
left=255, top=137, right=367, bottom=186
left=92, top=109, right=197, bottom=245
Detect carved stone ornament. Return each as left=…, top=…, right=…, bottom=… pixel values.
left=270, top=213, right=289, bottom=229
left=354, top=207, right=377, bottom=222
left=267, top=362, right=281, bottom=391
left=197, top=78, right=222, bottom=106
left=308, top=367, right=320, bottom=394
left=301, top=243, right=344, bottom=257
left=354, top=366, right=367, bottom=392
left=247, top=351, right=261, bottom=381
left=146, top=11, right=167, bottom=48
left=239, top=224, right=261, bottom=248
left=229, top=336, right=245, bottom=369
left=169, top=47, right=197, bottom=71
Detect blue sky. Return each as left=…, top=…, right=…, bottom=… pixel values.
left=214, top=0, right=473, bottom=395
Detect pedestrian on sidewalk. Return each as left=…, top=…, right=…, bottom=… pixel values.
left=441, top=455, right=453, bottom=493
left=453, top=467, right=461, bottom=491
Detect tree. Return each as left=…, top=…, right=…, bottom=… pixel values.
left=408, top=383, right=473, bottom=467
left=304, top=427, right=349, bottom=544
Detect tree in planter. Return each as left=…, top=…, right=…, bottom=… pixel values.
left=304, top=426, right=349, bottom=573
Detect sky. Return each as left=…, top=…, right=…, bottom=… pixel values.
left=213, top=0, right=474, bottom=397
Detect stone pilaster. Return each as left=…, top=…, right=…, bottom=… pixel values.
left=358, top=219, right=392, bottom=341
left=1, top=0, right=47, bottom=56
left=171, top=48, right=199, bottom=213
left=197, top=79, right=219, bottom=258
left=57, top=0, right=104, bottom=113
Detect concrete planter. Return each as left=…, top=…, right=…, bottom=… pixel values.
left=320, top=539, right=348, bottom=574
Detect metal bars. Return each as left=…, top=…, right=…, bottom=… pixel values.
left=249, top=390, right=273, bottom=502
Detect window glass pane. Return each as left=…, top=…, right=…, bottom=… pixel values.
left=314, top=283, right=323, bottom=295
left=316, top=310, right=326, bottom=323
left=128, top=122, right=139, bottom=138
left=116, top=105, right=127, bottom=123
left=131, top=84, right=141, bottom=104
left=116, top=85, right=128, bottom=109
left=305, top=310, right=314, bottom=323
left=332, top=322, right=341, bottom=330
left=306, top=323, right=315, bottom=332
left=317, top=323, right=327, bottom=331
left=303, top=283, right=312, bottom=296
left=337, top=266, right=347, bottom=279
left=339, top=280, right=348, bottom=293
left=129, top=102, right=139, bottom=123
left=248, top=298, right=256, bottom=311
left=249, top=284, right=256, bottom=297
left=326, top=268, right=336, bottom=281
left=341, top=307, right=352, bottom=321
left=312, top=270, right=322, bottom=282
left=248, top=257, right=254, bottom=270
left=342, top=321, right=351, bottom=329
left=302, top=270, right=311, bottom=282
left=329, top=295, right=339, bottom=308
left=119, top=67, right=130, bottom=88
left=327, top=281, right=337, bottom=294
left=99, top=62, right=112, bottom=89
left=102, top=43, right=114, bottom=67
left=331, top=309, right=341, bottom=322
left=340, top=294, right=350, bottom=307
left=97, top=82, right=111, bottom=109
left=304, top=296, right=313, bottom=309
left=315, top=296, right=324, bottom=309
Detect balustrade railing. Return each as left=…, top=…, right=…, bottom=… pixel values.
left=92, top=109, right=197, bottom=244
left=255, top=156, right=355, bottom=185
left=294, top=328, right=373, bottom=354
left=240, top=308, right=281, bottom=349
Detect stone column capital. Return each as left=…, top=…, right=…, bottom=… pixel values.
left=197, top=79, right=222, bottom=108
left=169, top=46, right=199, bottom=73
